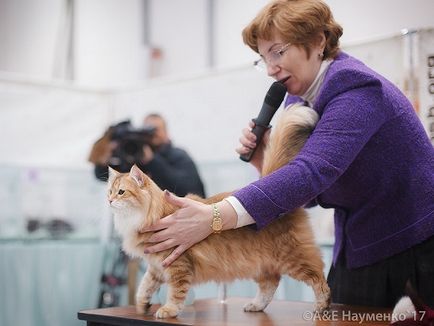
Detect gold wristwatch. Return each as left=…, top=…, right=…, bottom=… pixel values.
left=211, top=204, right=223, bottom=234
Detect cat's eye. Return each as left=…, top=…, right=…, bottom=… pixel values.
left=118, top=189, right=125, bottom=195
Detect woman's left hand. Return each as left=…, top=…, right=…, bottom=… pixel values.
left=142, top=190, right=214, bottom=267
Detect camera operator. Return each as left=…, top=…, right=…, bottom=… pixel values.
left=89, top=113, right=205, bottom=197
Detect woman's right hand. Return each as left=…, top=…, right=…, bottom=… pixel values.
left=236, top=120, right=270, bottom=173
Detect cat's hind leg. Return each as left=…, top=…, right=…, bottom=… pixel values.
left=284, top=248, right=331, bottom=312
left=136, top=265, right=163, bottom=314
left=155, top=265, right=192, bottom=318
left=244, top=273, right=281, bottom=312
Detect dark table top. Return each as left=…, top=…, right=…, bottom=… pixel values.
left=78, top=297, right=393, bottom=325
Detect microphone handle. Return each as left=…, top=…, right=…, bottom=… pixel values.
left=239, top=118, right=270, bottom=162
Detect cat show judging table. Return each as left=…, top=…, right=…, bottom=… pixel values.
left=78, top=297, right=394, bottom=326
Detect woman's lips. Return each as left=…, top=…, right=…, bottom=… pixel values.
left=278, top=76, right=290, bottom=84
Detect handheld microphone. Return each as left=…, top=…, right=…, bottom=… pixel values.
left=239, top=78, right=288, bottom=162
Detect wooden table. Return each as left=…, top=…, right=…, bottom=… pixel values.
left=78, top=298, right=393, bottom=325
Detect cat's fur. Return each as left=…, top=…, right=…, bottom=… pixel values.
left=391, top=281, right=434, bottom=325
left=108, top=104, right=331, bottom=318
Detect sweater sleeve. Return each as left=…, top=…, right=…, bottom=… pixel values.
left=234, top=80, right=388, bottom=229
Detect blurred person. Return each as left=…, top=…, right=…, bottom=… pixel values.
left=140, top=0, right=434, bottom=308
left=89, top=113, right=205, bottom=197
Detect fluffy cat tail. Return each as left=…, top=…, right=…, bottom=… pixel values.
left=261, top=104, right=319, bottom=177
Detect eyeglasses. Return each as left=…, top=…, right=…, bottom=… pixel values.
left=253, top=42, right=291, bottom=71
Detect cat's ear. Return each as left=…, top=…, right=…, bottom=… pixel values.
left=108, top=166, right=120, bottom=184
left=129, top=164, right=148, bottom=187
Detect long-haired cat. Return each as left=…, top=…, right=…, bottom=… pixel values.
left=108, top=104, right=331, bottom=318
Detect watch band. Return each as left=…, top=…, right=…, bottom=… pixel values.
left=211, top=203, right=223, bottom=234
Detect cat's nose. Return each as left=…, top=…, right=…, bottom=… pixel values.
left=108, top=199, right=113, bottom=204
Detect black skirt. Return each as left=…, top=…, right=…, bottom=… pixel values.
left=327, top=235, right=434, bottom=308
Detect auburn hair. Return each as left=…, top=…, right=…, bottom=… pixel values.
left=242, top=0, right=343, bottom=59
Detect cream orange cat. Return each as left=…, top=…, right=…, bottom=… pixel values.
left=108, top=104, right=331, bottom=318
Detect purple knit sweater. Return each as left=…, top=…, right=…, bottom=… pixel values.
left=234, top=52, right=434, bottom=269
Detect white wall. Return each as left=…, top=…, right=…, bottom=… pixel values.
left=0, top=66, right=270, bottom=168
left=213, top=0, right=269, bottom=69
left=74, top=0, right=149, bottom=86
left=0, top=0, right=149, bottom=86
left=149, top=0, right=209, bottom=77
left=326, top=0, right=434, bottom=44
left=0, top=0, right=63, bottom=77
left=1, top=0, right=434, bottom=86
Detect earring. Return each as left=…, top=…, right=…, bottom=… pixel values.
left=318, top=52, right=324, bottom=59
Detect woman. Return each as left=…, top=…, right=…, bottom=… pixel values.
left=143, top=0, right=434, bottom=307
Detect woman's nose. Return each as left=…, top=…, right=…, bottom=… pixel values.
left=266, top=63, right=280, bottom=77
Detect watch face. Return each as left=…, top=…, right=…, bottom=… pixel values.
left=212, top=219, right=223, bottom=231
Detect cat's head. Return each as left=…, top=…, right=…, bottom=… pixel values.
left=107, top=165, right=163, bottom=227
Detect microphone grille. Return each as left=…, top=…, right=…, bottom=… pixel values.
left=265, top=81, right=287, bottom=108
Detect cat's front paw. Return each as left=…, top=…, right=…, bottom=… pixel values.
left=136, top=302, right=151, bottom=314
left=243, top=301, right=266, bottom=312
left=155, top=304, right=180, bottom=318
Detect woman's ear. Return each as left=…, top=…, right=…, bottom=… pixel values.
left=318, top=31, right=326, bottom=53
